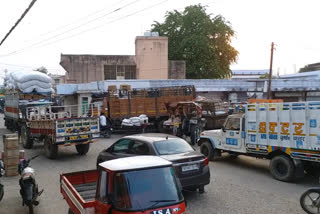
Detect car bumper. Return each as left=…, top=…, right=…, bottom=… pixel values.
left=178, top=166, right=210, bottom=189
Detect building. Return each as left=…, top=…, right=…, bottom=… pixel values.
left=60, top=34, right=186, bottom=83
left=231, top=69, right=269, bottom=79
left=49, top=74, right=66, bottom=89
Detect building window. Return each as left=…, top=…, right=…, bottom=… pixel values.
left=104, top=65, right=136, bottom=80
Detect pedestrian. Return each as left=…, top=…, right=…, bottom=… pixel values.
left=100, top=112, right=107, bottom=132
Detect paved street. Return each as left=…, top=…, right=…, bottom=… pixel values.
left=0, top=114, right=315, bottom=214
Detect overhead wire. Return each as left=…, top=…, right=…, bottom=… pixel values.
left=23, top=0, right=129, bottom=43
left=0, top=0, right=168, bottom=57
left=0, top=0, right=38, bottom=46
left=0, top=0, right=143, bottom=57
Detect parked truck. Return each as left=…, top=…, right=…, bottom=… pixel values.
left=102, top=85, right=195, bottom=132
left=4, top=89, right=100, bottom=159
left=198, top=101, right=320, bottom=181
left=60, top=156, right=186, bottom=214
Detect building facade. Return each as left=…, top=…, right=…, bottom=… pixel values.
left=60, top=35, right=185, bottom=83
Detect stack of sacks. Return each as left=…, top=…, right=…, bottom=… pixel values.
left=5, top=71, right=53, bottom=93
left=121, top=114, right=149, bottom=127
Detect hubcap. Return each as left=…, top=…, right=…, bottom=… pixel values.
left=276, top=162, right=287, bottom=176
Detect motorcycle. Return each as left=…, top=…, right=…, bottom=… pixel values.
left=0, top=159, right=4, bottom=201
left=18, top=155, right=43, bottom=214
left=300, top=177, right=320, bottom=214
left=100, top=125, right=113, bottom=138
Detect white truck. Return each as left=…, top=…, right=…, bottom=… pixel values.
left=198, top=101, right=320, bottom=181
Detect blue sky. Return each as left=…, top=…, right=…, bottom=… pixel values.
left=0, top=0, right=319, bottom=79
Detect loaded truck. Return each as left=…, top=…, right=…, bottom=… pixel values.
left=60, top=156, right=186, bottom=214
left=102, top=85, right=195, bottom=132
left=4, top=89, right=100, bottom=159
left=198, top=101, right=320, bottom=181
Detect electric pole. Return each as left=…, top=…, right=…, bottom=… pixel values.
left=267, top=42, right=275, bottom=99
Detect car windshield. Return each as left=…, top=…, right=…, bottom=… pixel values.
left=113, top=167, right=183, bottom=211
left=154, top=139, right=194, bottom=155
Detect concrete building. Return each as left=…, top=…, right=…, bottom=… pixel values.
left=49, top=74, right=67, bottom=89
left=60, top=34, right=186, bottom=83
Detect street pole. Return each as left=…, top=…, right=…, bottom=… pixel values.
left=267, top=42, right=274, bottom=99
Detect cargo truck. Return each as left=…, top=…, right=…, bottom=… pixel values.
left=198, top=101, right=320, bottom=181
left=102, top=86, right=195, bottom=132
left=4, top=89, right=100, bottom=159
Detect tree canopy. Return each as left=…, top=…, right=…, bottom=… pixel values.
left=152, top=4, right=238, bottom=79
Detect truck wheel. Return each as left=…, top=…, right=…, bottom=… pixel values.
left=20, top=125, right=33, bottom=149
left=76, top=143, right=90, bottom=155
left=44, top=137, right=58, bottom=159
left=200, top=142, right=214, bottom=161
left=304, top=163, right=320, bottom=177
left=270, top=155, right=295, bottom=182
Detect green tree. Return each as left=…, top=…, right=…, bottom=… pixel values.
left=152, top=4, right=238, bottom=79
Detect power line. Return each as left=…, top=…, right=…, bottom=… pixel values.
left=22, top=0, right=129, bottom=44
left=0, top=0, right=142, bottom=57
left=0, top=0, right=38, bottom=46
left=0, top=0, right=168, bottom=57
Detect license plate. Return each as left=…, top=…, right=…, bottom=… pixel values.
left=190, top=119, right=198, bottom=124
left=80, top=135, right=89, bottom=139
left=69, top=136, right=78, bottom=140
left=150, top=208, right=172, bottom=214
left=182, top=164, right=199, bottom=172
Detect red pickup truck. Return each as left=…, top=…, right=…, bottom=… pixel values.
left=60, top=156, right=186, bottom=214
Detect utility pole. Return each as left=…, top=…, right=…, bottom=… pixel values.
left=267, top=42, right=275, bottom=99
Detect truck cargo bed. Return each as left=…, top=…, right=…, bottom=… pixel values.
left=74, top=182, right=96, bottom=201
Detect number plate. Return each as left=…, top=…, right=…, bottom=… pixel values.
left=182, top=164, right=199, bottom=172
left=150, top=208, right=172, bottom=214
left=80, top=135, right=89, bottom=139
left=190, top=119, right=198, bottom=124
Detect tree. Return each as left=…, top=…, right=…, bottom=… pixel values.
left=35, top=66, right=48, bottom=74
left=152, top=4, right=238, bottom=79
left=259, top=73, right=277, bottom=79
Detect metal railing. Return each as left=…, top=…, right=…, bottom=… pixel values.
left=26, top=103, right=101, bottom=121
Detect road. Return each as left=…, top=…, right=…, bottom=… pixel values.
left=0, top=114, right=315, bottom=214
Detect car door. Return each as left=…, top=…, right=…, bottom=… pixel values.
left=224, top=117, right=242, bottom=151
left=108, top=138, right=135, bottom=159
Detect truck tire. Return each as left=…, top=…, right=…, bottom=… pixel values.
left=304, top=162, right=320, bottom=177
left=76, top=143, right=90, bottom=155
left=200, top=142, right=215, bottom=161
left=20, top=125, right=33, bottom=149
left=44, top=137, right=58, bottom=159
left=269, top=155, right=295, bottom=182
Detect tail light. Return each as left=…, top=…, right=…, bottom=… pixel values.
left=204, top=157, right=209, bottom=166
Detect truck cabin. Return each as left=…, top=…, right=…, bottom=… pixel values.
left=97, top=156, right=185, bottom=213
left=222, top=113, right=245, bottom=132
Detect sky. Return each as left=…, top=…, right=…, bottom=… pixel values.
left=0, top=0, right=320, bottom=81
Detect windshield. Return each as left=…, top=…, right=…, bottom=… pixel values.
left=113, top=167, right=183, bottom=211
left=154, top=139, right=194, bottom=155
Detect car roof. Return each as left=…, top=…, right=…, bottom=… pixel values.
left=99, top=155, right=172, bottom=171
left=123, top=133, right=180, bottom=144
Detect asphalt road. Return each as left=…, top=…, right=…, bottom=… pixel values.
left=0, top=114, right=315, bottom=214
